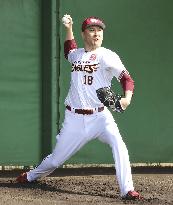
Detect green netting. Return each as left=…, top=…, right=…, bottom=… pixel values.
left=59, top=0, right=173, bottom=163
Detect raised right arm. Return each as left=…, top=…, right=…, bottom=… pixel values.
left=62, top=14, right=77, bottom=59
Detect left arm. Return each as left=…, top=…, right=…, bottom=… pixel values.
left=119, top=72, right=134, bottom=110
left=101, top=50, right=134, bottom=110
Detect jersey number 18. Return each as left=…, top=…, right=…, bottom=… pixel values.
left=84, top=75, right=93, bottom=85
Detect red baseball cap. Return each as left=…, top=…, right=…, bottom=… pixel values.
left=81, top=17, right=106, bottom=31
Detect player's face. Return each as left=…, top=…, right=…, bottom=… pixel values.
left=82, top=26, right=103, bottom=50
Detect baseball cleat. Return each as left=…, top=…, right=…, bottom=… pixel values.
left=122, top=190, right=143, bottom=200
left=16, top=172, right=29, bottom=183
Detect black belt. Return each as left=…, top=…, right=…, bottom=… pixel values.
left=66, top=105, right=104, bottom=115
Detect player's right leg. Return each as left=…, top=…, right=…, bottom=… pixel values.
left=16, top=110, right=88, bottom=183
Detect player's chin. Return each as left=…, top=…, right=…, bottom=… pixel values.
left=93, top=42, right=102, bottom=48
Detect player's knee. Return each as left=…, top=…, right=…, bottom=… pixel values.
left=110, top=136, right=127, bottom=149
left=50, top=159, right=60, bottom=169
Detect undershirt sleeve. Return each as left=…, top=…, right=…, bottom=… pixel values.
left=64, top=39, right=77, bottom=59
left=119, top=71, right=135, bottom=93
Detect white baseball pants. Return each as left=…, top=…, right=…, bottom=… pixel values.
left=27, top=107, right=134, bottom=196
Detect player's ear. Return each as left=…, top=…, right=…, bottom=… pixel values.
left=81, top=31, right=84, bottom=39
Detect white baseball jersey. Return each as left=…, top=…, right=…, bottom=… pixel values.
left=65, top=47, right=126, bottom=109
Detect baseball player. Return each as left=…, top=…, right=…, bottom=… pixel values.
left=16, top=15, right=142, bottom=200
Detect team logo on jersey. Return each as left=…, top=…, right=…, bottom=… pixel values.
left=71, top=63, right=99, bottom=73
left=89, top=54, right=96, bottom=61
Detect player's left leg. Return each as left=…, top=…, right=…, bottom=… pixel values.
left=97, top=108, right=134, bottom=196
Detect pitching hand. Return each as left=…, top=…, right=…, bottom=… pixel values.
left=62, top=14, right=73, bottom=29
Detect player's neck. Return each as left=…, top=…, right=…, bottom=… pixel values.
left=84, top=44, right=101, bottom=52
left=84, top=43, right=101, bottom=52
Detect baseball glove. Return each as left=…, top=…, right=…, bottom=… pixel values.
left=96, top=87, right=124, bottom=113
